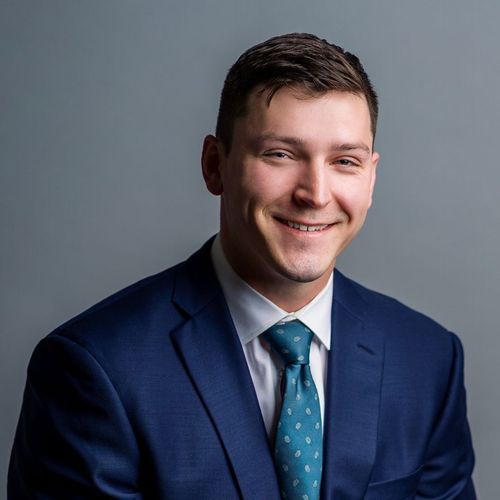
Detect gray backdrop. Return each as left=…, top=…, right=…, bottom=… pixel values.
left=1, top=1, right=498, bottom=497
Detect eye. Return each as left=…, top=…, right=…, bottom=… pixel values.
left=263, top=150, right=291, bottom=159
left=334, top=158, right=359, bottom=168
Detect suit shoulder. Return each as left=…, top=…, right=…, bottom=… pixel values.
left=48, top=261, right=185, bottom=350
left=35, top=239, right=216, bottom=373
left=336, top=270, right=458, bottom=349
left=335, top=271, right=465, bottom=394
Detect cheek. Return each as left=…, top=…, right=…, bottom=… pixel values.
left=242, top=171, right=291, bottom=208
left=334, top=182, right=373, bottom=216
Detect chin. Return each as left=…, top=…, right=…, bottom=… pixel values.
left=276, top=259, right=334, bottom=284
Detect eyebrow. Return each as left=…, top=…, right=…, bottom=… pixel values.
left=250, top=134, right=305, bottom=148
left=252, top=134, right=372, bottom=155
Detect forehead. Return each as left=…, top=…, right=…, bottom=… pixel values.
left=233, top=86, right=373, bottom=148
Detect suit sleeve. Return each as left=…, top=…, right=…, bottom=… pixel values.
left=8, top=334, right=143, bottom=499
left=416, top=332, right=476, bottom=499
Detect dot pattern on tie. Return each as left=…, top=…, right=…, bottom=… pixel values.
left=263, top=319, right=322, bottom=500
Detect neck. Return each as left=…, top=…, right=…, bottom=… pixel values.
left=243, top=272, right=332, bottom=312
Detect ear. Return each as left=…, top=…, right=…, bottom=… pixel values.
left=201, top=134, right=224, bottom=195
left=367, top=151, right=379, bottom=208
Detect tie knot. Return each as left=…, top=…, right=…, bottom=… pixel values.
left=263, top=319, right=314, bottom=365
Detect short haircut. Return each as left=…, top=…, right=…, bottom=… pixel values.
left=215, top=33, right=378, bottom=152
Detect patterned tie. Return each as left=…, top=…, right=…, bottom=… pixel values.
left=263, top=319, right=323, bottom=500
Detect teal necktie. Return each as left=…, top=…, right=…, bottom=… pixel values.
left=263, top=319, right=323, bottom=500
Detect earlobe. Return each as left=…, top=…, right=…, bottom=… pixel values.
left=201, top=135, right=224, bottom=195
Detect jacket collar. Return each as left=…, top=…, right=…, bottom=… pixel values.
left=172, top=237, right=220, bottom=316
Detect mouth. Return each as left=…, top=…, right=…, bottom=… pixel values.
left=275, top=217, right=332, bottom=233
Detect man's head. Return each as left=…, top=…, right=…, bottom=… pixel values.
left=202, top=34, right=379, bottom=310
left=215, top=33, right=378, bottom=154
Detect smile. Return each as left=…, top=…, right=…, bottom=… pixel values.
left=276, top=218, right=331, bottom=232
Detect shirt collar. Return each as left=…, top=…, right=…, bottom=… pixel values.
left=211, top=235, right=332, bottom=350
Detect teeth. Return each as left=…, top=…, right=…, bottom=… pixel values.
left=286, top=221, right=328, bottom=232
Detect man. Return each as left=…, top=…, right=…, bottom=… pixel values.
left=9, top=33, right=475, bottom=499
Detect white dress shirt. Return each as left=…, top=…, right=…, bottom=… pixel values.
left=211, top=236, right=333, bottom=440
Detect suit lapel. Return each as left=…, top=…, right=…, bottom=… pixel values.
left=170, top=241, right=280, bottom=499
left=321, top=270, right=384, bottom=499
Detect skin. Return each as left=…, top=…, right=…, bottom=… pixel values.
left=201, top=87, right=379, bottom=312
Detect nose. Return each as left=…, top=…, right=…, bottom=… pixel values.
left=293, top=161, right=332, bottom=209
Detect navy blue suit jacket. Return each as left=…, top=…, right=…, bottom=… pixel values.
left=9, top=240, right=475, bottom=499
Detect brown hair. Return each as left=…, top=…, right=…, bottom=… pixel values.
left=215, top=33, right=378, bottom=152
